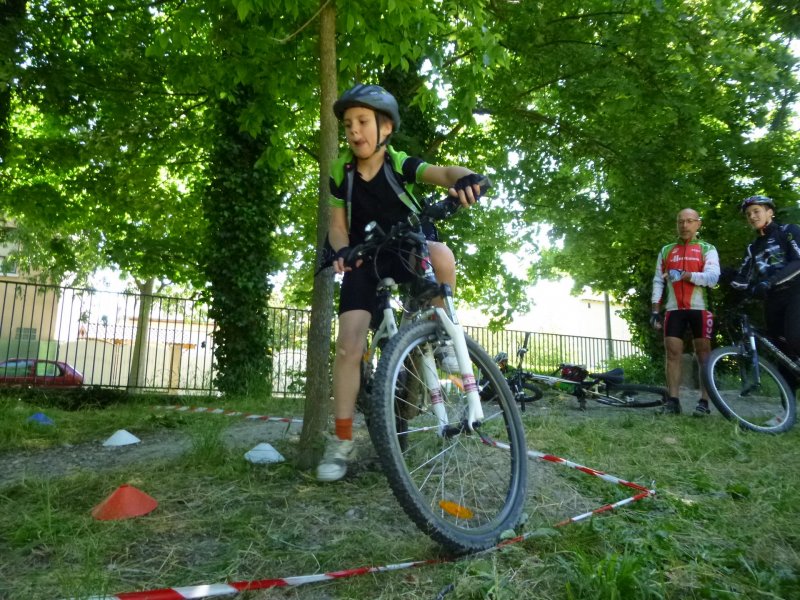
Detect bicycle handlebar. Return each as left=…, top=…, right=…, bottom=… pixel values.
left=342, top=176, right=492, bottom=267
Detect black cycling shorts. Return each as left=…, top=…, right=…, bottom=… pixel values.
left=338, top=224, right=439, bottom=316
left=338, top=248, right=416, bottom=315
left=663, top=309, right=713, bottom=340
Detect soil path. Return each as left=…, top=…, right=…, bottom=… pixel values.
left=0, top=418, right=302, bottom=489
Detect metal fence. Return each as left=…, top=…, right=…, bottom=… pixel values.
left=0, top=280, right=642, bottom=396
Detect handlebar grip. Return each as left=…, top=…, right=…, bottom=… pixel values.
left=476, top=176, right=492, bottom=196
left=341, top=246, right=363, bottom=268
left=423, top=176, right=493, bottom=220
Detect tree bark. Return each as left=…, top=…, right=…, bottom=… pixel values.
left=127, top=277, right=154, bottom=390
left=297, top=0, right=338, bottom=470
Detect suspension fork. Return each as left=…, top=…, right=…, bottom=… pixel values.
left=433, top=285, right=485, bottom=430
left=741, top=316, right=762, bottom=393
left=367, top=279, right=399, bottom=357
left=412, top=240, right=484, bottom=431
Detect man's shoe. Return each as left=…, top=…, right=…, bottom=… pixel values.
left=316, top=436, right=355, bottom=482
left=693, top=400, right=711, bottom=417
left=659, top=397, right=682, bottom=415
left=435, top=345, right=460, bottom=374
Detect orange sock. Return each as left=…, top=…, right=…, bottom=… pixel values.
left=335, top=418, right=353, bottom=441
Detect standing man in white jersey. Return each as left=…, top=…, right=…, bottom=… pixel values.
left=651, top=208, right=720, bottom=416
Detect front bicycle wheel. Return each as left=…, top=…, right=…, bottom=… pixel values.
left=703, top=346, right=796, bottom=433
left=369, top=320, right=528, bottom=554
left=593, top=383, right=668, bottom=408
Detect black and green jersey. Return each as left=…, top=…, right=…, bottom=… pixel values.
left=329, top=146, right=430, bottom=243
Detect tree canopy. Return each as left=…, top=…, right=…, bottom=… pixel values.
left=1, top=0, right=798, bottom=351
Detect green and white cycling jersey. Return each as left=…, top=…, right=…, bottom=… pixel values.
left=652, top=239, right=720, bottom=311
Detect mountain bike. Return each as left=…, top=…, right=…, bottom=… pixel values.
left=486, top=333, right=668, bottom=411
left=345, top=182, right=528, bottom=554
left=702, top=304, right=798, bottom=434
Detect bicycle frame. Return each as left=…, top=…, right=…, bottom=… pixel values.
left=359, top=219, right=485, bottom=433
left=737, top=314, right=800, bottom=394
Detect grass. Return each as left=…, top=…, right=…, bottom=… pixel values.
left=1, top=390, right=799, bottom=599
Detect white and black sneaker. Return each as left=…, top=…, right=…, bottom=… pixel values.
left=316, top=436, right=355, bottom=482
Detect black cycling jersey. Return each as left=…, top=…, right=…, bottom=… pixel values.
left=731, top=220, right=800, bottom=371
left=732, top=221, right=800, bottom=291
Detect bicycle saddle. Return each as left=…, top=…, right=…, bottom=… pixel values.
left=588, top=368, right=625, bottom=385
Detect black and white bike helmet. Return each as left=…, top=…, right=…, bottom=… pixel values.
left=739, top=195, right=775, bottom=213
left=494, top=352, right=508, bottom=364
left=333, top=84, right=401, bottom=131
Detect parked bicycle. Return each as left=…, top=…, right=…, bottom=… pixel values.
left=347, top=181, right=528, bottom=554
left=485, top=333, right=668, bottom=411
left=702, top=302, right=798, bottom=433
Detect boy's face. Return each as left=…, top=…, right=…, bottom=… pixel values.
left=343, top=106, right=393, bottom=158
left=744, top=204, right=773, bottom=230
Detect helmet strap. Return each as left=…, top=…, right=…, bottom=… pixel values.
left=371, top=112, right=392, bottom=156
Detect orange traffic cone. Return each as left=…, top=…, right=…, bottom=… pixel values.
left=91, top=484, right=159, bottom=521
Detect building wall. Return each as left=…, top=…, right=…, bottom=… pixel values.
left=461, top=279, right=632, bottom=340
left=0, top=281, right=60, bottom=360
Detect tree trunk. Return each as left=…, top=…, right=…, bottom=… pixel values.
left=297, top=0, right=338, bottom=470
left=127, top=277, right=154, bottom=389
left=0, top=0, right=27, bottom=162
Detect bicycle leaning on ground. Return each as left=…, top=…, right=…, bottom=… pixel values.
left=701, top=301, right=798, bottom=433
left=487, top=333, right=668, bottom=411
left=345, top=180, right=528, bottom=554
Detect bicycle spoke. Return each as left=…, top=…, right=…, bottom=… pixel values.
left=369, top=321, right=527, bottom=552
left=704, top=346, right=796, bottom=433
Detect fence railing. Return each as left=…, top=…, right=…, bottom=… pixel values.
left=0, top=280, right=642, bottom=396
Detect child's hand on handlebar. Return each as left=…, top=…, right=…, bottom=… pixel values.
left=333, top=246, right=362, bottom=274
left=449, top=173, right=488, bottom=207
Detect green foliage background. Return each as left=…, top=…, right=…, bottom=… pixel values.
left=1, top=0, right=799, bottom=383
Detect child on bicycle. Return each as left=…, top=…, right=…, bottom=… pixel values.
left=318, top=83, right=485, bottom=482
left=730, top=195, right=800, bottom=390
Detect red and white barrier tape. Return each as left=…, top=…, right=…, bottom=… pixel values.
left=481, top=436, right=653, bottom=494
left=553, top=490, right=652, bottom=527
left=74, top=480, right=653, bottom=600
left=76, top=558, right=443, bottom=600
left=156, top=405, right=303, bottom=424
left=82, top=415, right=655, bottom=600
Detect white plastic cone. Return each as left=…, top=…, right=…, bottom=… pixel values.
left=102, top=429, right=141, bottom=447
left=244, top=442, right=285, bottom=464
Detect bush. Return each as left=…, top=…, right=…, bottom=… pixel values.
left=3, top=386, right=141, bottom=411
left=604, top=353, right=662, bottom=385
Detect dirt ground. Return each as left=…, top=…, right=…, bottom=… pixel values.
left=0, top=392, right=667, bottom=491
left=0, top=416, right=304, bottom=489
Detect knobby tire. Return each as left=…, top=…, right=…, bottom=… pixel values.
left=368, top=320, right=528, bottom=554
left=592, top=383, right=668, bottom=408
left=703, top=345, right=797, bottom=434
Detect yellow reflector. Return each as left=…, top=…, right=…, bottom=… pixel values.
left=448, top=375, right=464, bottom=391
left=439, top=500, right=474, bottom=519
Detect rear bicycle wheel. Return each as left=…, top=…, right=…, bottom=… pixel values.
left=369, top=320, right=528, bottom=554
left=518, top=377, right=544, bottom=404
left=593, top=383, right=668, bottom=408
left=703, top=346, right=796, bottom=433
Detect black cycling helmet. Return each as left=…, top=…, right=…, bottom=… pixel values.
left=333, top=84, right=401, bottom=131
left=494, top=352, right=508, bottom=364
left=740, top=195, right=775, bottom=213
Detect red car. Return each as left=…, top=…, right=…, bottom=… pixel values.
left=0, top=358, right=84, bottom=388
